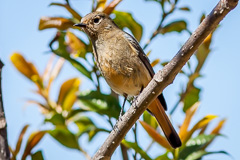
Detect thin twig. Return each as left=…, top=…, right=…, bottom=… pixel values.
left=170, top=99, right=181, bottom=115
left=92, top=0, right=238, bottom=159
left=143, top=1, right=179, bottom=50
left=145, top=139, right=154, bottom=153
left=132, top=124, right=138, bottom=160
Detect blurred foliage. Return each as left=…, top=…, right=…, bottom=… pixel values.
left=9, top=0, right=228, bottom=160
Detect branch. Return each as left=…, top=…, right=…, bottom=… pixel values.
left=92, top=0, right=238, bottom=159
left=0, top=59, right=10, bottom=160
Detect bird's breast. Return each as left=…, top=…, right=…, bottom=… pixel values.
left=97, top=52, right=151, bottom=96
left=93, top=31, right=152, bottom=96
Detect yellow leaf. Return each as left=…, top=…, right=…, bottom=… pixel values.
left=139, top=120, right=171, bottom=150
left=151, top=59, right=160, bottom=67
left=57, top=78, right=80, bottom=111
left=10, top=53, right=42, bottom=85
left=192, top=115, right=217, bottom=131
left=39, top=17, right=74, bottom=30
left=203, top=33, right=212, bottom=48
left=146, top=50, right=151, bottom=57
left=66, top=31, right=86, bottom=58
left=179, top=102, right=199, bottom=140
left=96, top=0, right=107, bottom=12
left=183, top=114, right=217, bottom=143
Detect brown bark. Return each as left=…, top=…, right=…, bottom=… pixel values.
left=0, top=60, right=10, bottom=160
left=92, top=0, right=238, bottom=159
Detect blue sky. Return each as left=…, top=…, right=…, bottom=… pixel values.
left=1, top=0, right=240, bottom=159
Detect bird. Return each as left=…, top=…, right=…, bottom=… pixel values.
left=74, top=11, right=182, bottom=148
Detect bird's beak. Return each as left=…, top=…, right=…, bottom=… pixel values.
left=74, top=23, right=87, bottom=28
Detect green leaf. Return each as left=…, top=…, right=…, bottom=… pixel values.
left=74, top=116, right=109, bottom=141
left=155, top=152, right=170, bottom=160
left=145, top=0, right=165, bottom=5
left=78, top=90, right=121, bottom=119
left=179, top=134, right=216, bottom=160
left=122, top=139, right=152, bottom=160
left=143, top=111, right=158, bottom=129
left=68, top=58, right=92, bottom=80
left=160, top=20, right=187, bottom=34
left=49, top=127, right=79, bottom=149
left=183, top=86, right=200, bottom=112
left=185, top=150, right=230, bottom=160
left=195, top=33, right=212, bottom=73
left=31, top=150, right=44, bottom=160
left=113, top=11, right=143, bottom=41
left=45, top=113, right=65, bottom=126
left=66, top=109, right=85, bottom=119
left=50, top=31, right=92, bottom=80
left=50, top=3, right=82, bottom=21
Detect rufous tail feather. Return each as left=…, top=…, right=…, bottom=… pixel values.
left=147, top=99, right=182, bottom=148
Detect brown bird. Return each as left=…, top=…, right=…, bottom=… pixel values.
left=74, top=12, right=182, bottom=148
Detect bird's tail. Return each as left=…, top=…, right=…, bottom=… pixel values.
left=147, top=99, right=182, bottom=148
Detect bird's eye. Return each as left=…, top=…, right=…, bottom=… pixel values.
left=93, top=18, right=100, bottom=24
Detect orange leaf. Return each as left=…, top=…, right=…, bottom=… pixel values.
left=103, top=0, right=122, bottom=14
left=179, top=102, right=199, bottom=140
left=139, top=120, right=171, bottom=150
left=21, top=131, right=47, bottom=160
left=15, top=125, right=30, bottom=155
left=211, top=119, right=226, bottom=135
left=9, top=146, right=17, bottom=160
left=50, top=3, right=82, bottom=21
left=39, top=17, right=74, bottom=30
left=151, top=59, right=160, bottom=67
left=202, top=119, right=226, bottom=150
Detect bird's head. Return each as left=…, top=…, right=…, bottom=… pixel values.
left=74, top=12, right=117, bottom=40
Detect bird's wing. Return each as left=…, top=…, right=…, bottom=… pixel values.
left=124, top=32, right=155, bottom=77
left=124, top=32, right=167, bottom=110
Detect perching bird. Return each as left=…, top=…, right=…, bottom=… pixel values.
left=74, top=12, right=182, bottom=148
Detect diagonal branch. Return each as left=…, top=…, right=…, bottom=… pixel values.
left=92, top=0, right=238, bottom=159
left=0, top=59, right=10, bottom=160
